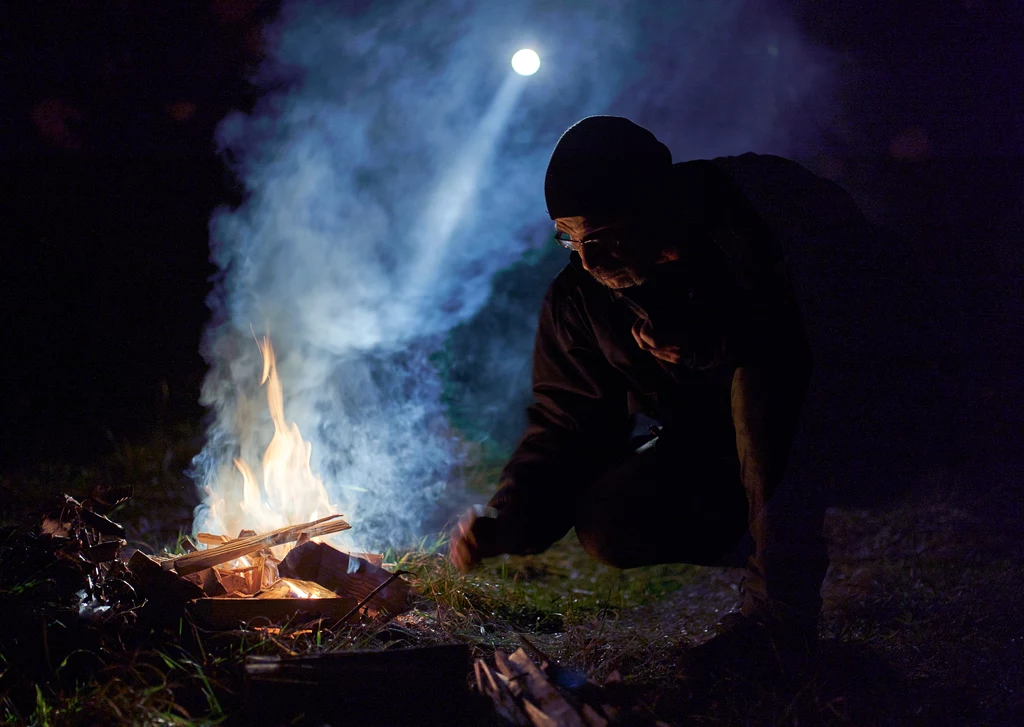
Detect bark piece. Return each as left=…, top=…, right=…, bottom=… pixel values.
left=189, top=594, right=361, bottom=629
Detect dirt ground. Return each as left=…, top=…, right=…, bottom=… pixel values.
left=518, top=483, right=1024, bottom=724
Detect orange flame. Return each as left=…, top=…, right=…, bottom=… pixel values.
left=206, top=335, right=339, bottom=541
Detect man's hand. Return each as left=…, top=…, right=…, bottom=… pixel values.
left=631, top=318, right=682, bottom=364
left=449, top=506, right=506, bottom=573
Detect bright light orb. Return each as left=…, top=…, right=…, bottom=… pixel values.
left=511, top=48, right=540, bottom=76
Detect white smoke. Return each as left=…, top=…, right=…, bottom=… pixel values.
left=191, top=0, right=834, bottom=550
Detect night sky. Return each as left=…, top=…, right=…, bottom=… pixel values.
left=2, top=1, right=1021, bottom=493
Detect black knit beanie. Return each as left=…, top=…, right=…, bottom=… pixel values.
left=544, top=116, right=673, bottom=220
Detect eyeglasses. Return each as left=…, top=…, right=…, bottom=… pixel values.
left=553, top=229, right=621, bottom=252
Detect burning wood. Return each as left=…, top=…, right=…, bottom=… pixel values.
left=155, top=337, right=410, bottom=629
left=173, top=520, right=411, bottom=629
left=257, top=577, right=337, bottom=599
left=278, top=540, right=410, bottom=616
left=166, top=514, right=351, bottom=575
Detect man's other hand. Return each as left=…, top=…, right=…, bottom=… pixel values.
left=449, top=506, right=505, bottom=573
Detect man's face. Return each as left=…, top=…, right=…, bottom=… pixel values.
left=554, top=215, right=674, bottom=289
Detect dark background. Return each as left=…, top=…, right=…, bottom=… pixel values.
left=2, top=1, right=1021, bottom=500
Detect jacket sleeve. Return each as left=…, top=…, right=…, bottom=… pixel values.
left=487, top=275, right=629, bottom=554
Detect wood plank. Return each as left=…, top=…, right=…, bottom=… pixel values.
left=188, top=595, right=361, bottom=629
left=243, top=645, right=473, bottom=726
left=167, top=515, right=350, bottom=575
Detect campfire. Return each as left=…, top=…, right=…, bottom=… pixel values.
left=136, top=335, right=410, bottom=628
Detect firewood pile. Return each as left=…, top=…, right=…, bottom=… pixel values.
left=136, top=514, right=410, bottom=628
left=475, top=638, right=671, bottom=727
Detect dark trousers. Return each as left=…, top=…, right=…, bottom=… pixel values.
left=573, top=425, right=828, bottom=621
left=574, top=431, right=750, bottom=568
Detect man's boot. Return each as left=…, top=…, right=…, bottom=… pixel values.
left=681, top=484, right=829, bottom=685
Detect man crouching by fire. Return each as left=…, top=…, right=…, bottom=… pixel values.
left=450, top=116, right=829, bottom=683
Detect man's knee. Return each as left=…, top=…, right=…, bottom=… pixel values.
left=575, top=519, right=642, bottom=569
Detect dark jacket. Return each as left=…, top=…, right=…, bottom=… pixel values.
left=488, top=157, right=813, bottom=554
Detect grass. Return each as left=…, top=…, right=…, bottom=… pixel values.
left=0, top=428, right=1021, bottom=725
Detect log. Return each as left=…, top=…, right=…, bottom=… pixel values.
left=278, top=541, right=410, bottom=617
left=244, top=645, right=475, bottom=726
left=167, top=515, right=351, bottom=575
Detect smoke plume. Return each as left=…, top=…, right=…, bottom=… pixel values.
left=191, top=0, right=834, bottom=550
